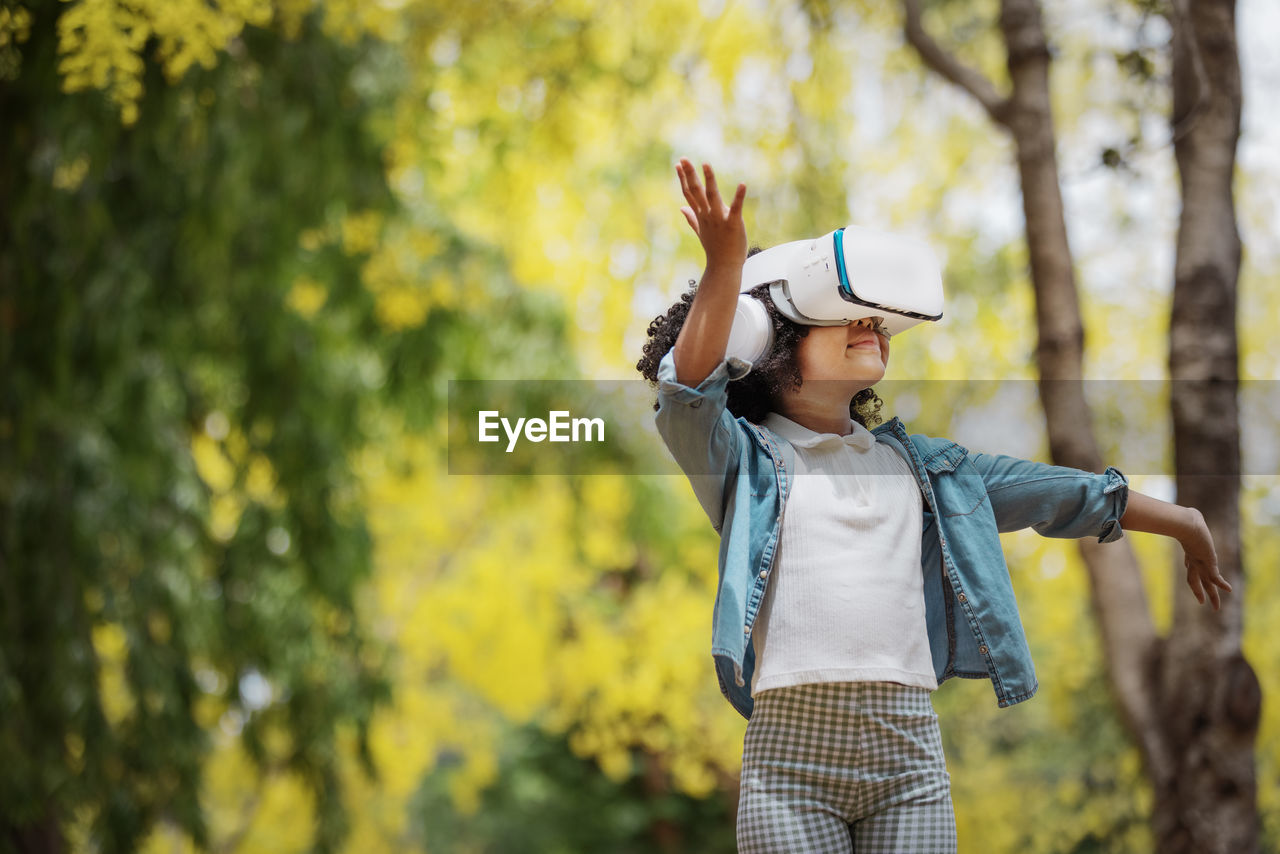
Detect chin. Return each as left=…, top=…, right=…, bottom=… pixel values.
left=857, top=362, right=888, bottom=385
left=844, top=348, right=886, bottom=373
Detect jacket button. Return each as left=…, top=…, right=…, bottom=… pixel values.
left=957, top=593, right=967, bottom=603
left=759, top=571, right=767, bottom=579
left=744, top=625, right=750, bottom=634
left=978, top=644, right=989, bottom=655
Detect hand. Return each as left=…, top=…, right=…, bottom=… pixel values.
left=1180, top=507, right=1231, bottom=610
left=675, top=157, right=748, bottom=269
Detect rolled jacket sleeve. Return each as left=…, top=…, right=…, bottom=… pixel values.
left=968, top=451, right=1130, bottom=544
left=654, top=349, right=752, bottom=533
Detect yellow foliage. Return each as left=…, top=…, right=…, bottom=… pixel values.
left=340, top=210, right=384, bottom=256
left=192, top=433, right=235, bottom=493
left=200, top=742, right=315, bottom=854
left=285, top=275, right=328, bottom=318
left=47, top=0, right=413, bottom=124
left=0, top=6, right=32, bottom=47
left=244, top=454, right=282, bottom=506
left=273, top=0, right=312, bottom=41
left=209, top=493, right=245, bottom=542
left=0, top=5, right=29, bottom=79
left=192, top=423, right=285, bottom=542
left=52, top=154, right=90, bottom=191
left=305, top=413, right=750, bottom=848
left=371, top=286, right=427, bottom=330
left=358, top=228, right=469, bottom=330
left=297, top=227, right=328, bottom=252
left=56, top=0, right=254, bottom=123
left=92, top=622, right=135, bottom=726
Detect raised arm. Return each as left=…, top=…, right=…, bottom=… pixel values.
left=649, top=159, right=752, bottom=532
left=671, top=158, right=748, bottom=387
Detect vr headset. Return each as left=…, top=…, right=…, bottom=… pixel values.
left=725, top=225, right=945, bottom=365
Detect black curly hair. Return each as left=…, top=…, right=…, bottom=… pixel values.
left=636, top=248, right=883, bottom=427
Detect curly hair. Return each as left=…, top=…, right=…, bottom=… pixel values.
left=636, top=248, right=883, bottom=428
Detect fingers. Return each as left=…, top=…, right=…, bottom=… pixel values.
left=729, top=182, right=747, bottom=219
left=1204, top=566, right=1229, bottom=610
left=1187, top=569, right=1207, bottom=606
left=703, top=162, right=722, bottom=209
left=676, top=160, right=693, bottom=204
left=676, top=158, right=707, bottom=212
left=675, top=158, right=747, bottom=248
left=1201, top=570, right=1220, bottom=609
left=680, top=206, right=699, bottom=234
left=1186, top=561, right=1231, bottom=610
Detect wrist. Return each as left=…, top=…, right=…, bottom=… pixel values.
left=704, top=256, right=747, bottom=276
left=1121, top=491, right=1203, bottom=541
left=698, top=260, right=746, bottom=295
left=1176, top=505, right=1205, bottom=543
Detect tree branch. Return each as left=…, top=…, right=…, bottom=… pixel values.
left=901, top=0, right=1013, bottom=126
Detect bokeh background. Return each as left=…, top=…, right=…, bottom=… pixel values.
left=2, top=0, right=1278, bottom=851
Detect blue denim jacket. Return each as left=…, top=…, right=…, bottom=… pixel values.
left=654, top=349, right=1129, bottom=721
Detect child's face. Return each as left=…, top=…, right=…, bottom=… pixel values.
left=795, top=317, right=890, bottom=390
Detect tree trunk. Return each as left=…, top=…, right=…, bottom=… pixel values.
left=1156, top=1, right=1260, bottom=851
left=902, top=0, right=1259, bottom=849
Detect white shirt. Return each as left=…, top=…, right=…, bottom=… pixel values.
left=750, top=412, right=939, bottom=696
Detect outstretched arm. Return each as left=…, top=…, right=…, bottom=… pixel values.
left=969, top=450, right=1230, bottom=611
left=1120, top=491, right=1231, bottom=611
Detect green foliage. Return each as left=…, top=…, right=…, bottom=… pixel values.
left=0, top=0, right=601, bottom=845
left=0, top=6, right=399, bottom=851
left=411, top=722, right=737, bottom=854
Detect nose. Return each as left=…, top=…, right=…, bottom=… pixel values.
left=852, top=317, right=890, bottom=339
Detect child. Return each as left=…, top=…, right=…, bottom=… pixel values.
left=635, top=159, right=1230, bottom=853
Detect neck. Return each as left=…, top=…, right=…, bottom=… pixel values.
left=776, top=386, right=860, bottom=435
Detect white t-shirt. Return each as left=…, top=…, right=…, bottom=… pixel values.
left=750, top=411, right=939, bottom=696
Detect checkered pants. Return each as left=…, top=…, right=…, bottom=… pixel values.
left=737, top=681, right=957, bottom=853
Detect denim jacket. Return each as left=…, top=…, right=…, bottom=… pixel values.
left=654, top=349, right=1129, bottom=721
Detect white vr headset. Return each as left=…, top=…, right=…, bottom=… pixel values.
left=725, top=225, right=945, bottom=365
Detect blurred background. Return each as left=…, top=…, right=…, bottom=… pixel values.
left=2, top=0, right=1278, bottom=851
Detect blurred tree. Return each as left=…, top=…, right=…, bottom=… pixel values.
left=2, top=1, right=674, bottom=849
left=411, top=721, right=736, bottom=854
left=0, top=4, right=400, bottom=852
left=901, top=0, right=1259, bottom=850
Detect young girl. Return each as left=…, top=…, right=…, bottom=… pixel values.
left=636, top=159, right=1231, bottom=853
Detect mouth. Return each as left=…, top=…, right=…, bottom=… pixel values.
left=847, top=338, right=881, bottom=352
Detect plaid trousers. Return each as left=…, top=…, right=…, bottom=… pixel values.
left=736, top=681, right=957, bottom=853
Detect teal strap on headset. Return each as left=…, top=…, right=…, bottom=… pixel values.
left=833, top=227, right=852, bottom=299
